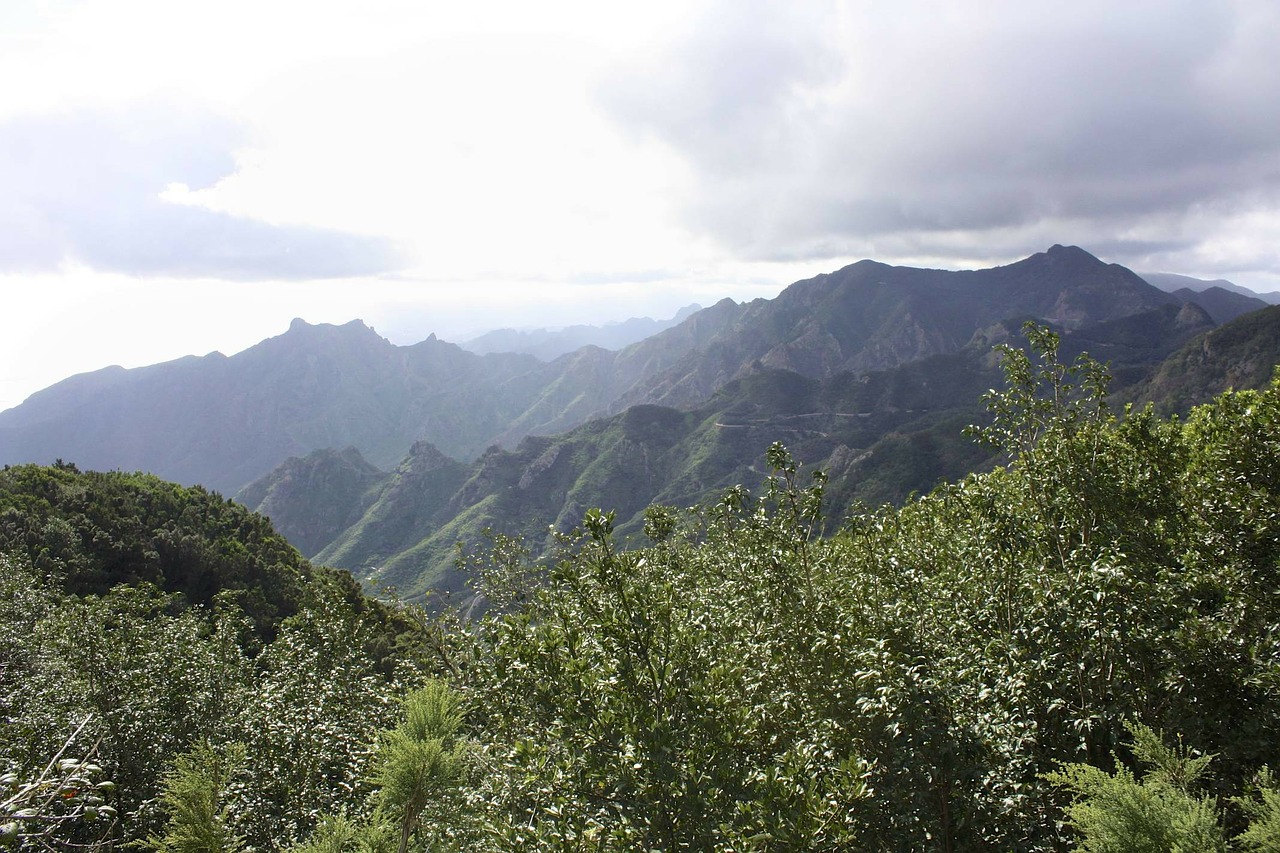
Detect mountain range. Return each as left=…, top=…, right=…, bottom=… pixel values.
left=460, top=304, right=703, bottom=360
left=245, top=299, right=1280, bottom=601
left=3, top=245, right=1277, bottom=599
left=1141, top=271, right=1280, bottom=306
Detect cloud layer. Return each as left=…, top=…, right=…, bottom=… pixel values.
left=601, top=0, right=1280, bottom=278
left=0, top=103, right=403, bottom=279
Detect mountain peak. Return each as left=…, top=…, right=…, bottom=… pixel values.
left=287, top=317, right=375, bottom=334
left=1000, top=245, right=1125, bottom=284
left=405, top=439, right=454, bottom=468
left=1042, top=244, right=1104, bottom=265
left=1174, top=300, right=1214, bottom=329
left=278, top=318, right=383, bottom=346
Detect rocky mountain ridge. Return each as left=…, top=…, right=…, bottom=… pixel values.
left=4, top=246, right=1271, bottom=568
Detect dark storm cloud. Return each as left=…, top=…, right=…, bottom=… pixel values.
left=601, top=0, right=1280, bottom=271
left=0, top=104, right=403, bottom=279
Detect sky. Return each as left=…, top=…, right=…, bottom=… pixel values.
left=2, top=0, right=1280, bottom=411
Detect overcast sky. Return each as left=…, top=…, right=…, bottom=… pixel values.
left=3, top=0, right=1279, bottom=411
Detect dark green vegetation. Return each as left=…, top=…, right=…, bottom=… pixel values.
left=0, top=463, right=413, bottom=646
left=5, top=327, right=1280, bottom=850
left=1120, top=304, right=1280, bottom=416
left=444, top=334, right=1280, bottom=849
left=0, top=465, right=448, bottom=851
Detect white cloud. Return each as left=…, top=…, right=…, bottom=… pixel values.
left=600, top=0, right=1280, bottom=279
left=0, top=104, right=404, bottom=278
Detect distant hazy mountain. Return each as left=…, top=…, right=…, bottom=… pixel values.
left=461, top=304, right=703, bottom=360
left=0, top=319, right=549, bottom=494
left=0, top=312, right=735, bottom=495
left=1141, top=271, right=1280, bottom=305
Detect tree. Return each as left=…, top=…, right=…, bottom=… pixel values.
left=1047, top=721, right=1227, bottom=852
left=1236, top=769, right=1280, bottom=852
left=146, top=743, right=245, bottom=853
left=368, top=682, right=468, bottom=853
left=230, top=594, right=401, bottom=849
left=463, top=460, right=869, bottom=850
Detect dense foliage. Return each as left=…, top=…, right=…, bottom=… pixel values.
left=446, top=326, right=1280, bottom=850
left=0, top=464, right=323, bottom=639
left=4, top=326, right=1280, bottom=850
left=0, top=469, right=443, bottom=850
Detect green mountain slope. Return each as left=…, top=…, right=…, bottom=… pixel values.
left=266, top=297, right=1265, bottom=600
left=1119, top=304, right=1280, bottom=414
left=234, top=445, right=390, bottom=557
left=313, top=440, right=470, bottom=573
